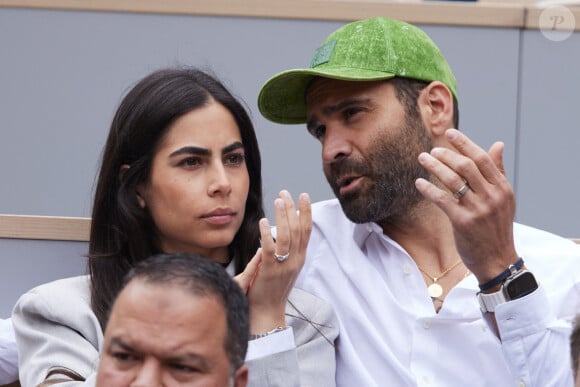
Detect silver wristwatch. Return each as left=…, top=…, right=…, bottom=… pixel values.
left=477, top=269, right=538, bottom=313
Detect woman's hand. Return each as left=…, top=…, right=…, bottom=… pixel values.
left=235, top=190, right=312, bottom=334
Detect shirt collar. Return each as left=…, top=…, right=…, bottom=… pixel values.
left=353, top=222, right=383, bottom=249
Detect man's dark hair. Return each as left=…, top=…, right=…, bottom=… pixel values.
left=390, top=77, right=459, bottom=129
left=114, top=252, right=250, bottom=370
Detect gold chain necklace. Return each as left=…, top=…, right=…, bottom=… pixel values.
left=416, top=259, right=463, bottom=299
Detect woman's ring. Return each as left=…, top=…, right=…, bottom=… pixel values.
left=454, top=183, right=470, bottom=199
left=274, top=252, right=290, bottom=262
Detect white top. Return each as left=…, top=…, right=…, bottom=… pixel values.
left=0, top=317, right=18, bottom=385
left=295, top=199, right=580, bottom=387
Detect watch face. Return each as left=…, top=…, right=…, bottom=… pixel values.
left=505, top=271, right=538, bottom=299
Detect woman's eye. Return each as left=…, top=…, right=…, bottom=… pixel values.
left=224, top=153, right=245, bottom=165
left=179, top=157, right=201, bottom=167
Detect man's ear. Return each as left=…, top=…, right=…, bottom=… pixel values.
left=418, top=81, right=454, bottom=137
left=119, top=164, right=147, bottom=209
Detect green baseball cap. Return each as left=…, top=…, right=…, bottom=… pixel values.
left=258, top=17, right=458, bottom=125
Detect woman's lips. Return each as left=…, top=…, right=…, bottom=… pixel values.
left=202, top=209, right=236, bottom=225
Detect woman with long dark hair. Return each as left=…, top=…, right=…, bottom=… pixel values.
left=13, top=67, right=338, bottom=386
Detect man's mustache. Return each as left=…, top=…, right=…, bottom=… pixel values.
left=328, top=159, right=371, bottom=180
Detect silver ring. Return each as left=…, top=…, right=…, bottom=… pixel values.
left=274, top=252, right=290, bottom=262
left=454, top=183, right=470, bottom=199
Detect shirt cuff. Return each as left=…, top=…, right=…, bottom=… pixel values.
left=246, top=326, right=295, bottom=361
left=494, top=285, right=555, bottom=341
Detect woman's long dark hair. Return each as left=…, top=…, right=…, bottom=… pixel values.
left=89, top=68, right=264, bottom=328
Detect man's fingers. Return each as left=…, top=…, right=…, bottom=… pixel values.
left=488, top=141, right=506, bottom=176
left=445, top=129, right=504, bottom=185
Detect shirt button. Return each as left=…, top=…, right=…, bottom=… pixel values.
left=423, top=320, right=431, bottom=329
left=518, top=381, right=526, bottom=387
left=422, top=375, right=430, bottom=384
left=366, top=224, right=373, bottom=232
left=403, top=265, right=412, bottom=274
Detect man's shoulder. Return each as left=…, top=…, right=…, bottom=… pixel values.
left=514, top=222, right=579, bottom=251
left=514, top=222, right=580, bottom=279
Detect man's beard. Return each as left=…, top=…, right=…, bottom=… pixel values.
left=325, top=115, right=433, bottom=224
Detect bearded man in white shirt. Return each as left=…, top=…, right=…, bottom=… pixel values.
left=258, top=16, right=580, bottom=387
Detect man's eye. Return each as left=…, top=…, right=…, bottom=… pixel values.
left=170, top=363, right=198, bottom=373
left=224, top=153, right=245, bottom=165
left=312, top=125, right=326, bottom=141
left=112, top=351, right=137, bottom=363
left=344, top=107, right=363, bottom=119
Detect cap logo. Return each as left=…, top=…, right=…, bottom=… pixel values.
left=309, top=39, right=336, bottom=68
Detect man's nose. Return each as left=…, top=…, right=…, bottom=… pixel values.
left=322, top=125, right=352, bottom=165
left=130, top=358, right=162, bottom=387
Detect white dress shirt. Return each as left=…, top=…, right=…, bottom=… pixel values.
left=0, top=317, right=18, bottom=384
left=295, top=199, right=580, bottom=387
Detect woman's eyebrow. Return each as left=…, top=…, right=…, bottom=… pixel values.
left=169, top=146, right=210, bottom=158
left=222, top=141, right=244, bottom=154
left=169, top=141, right=243, bottom=158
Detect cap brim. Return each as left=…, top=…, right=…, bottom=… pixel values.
left=258, top=67, right=396, bottom=125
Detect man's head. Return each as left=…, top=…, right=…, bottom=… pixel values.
left=572, top=315, right=580, bottom=386
left=96, top=253, right=249, bottom=387
left=258, top=17, right=457, bottom=125
left=258, top=17, right=458, bottom=225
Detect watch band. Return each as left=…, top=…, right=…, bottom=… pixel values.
left=478, top=288, right=507, bottom=313
left=477, top=269, right=538, bottom=313
left=478, top=257, right=524, bottom=291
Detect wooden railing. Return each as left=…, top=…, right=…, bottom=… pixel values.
left=0, top=214, right=577, bottom=244
left=0, top=215, right=90, bottom=242
left=0, top=0, right=578, bottom=30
